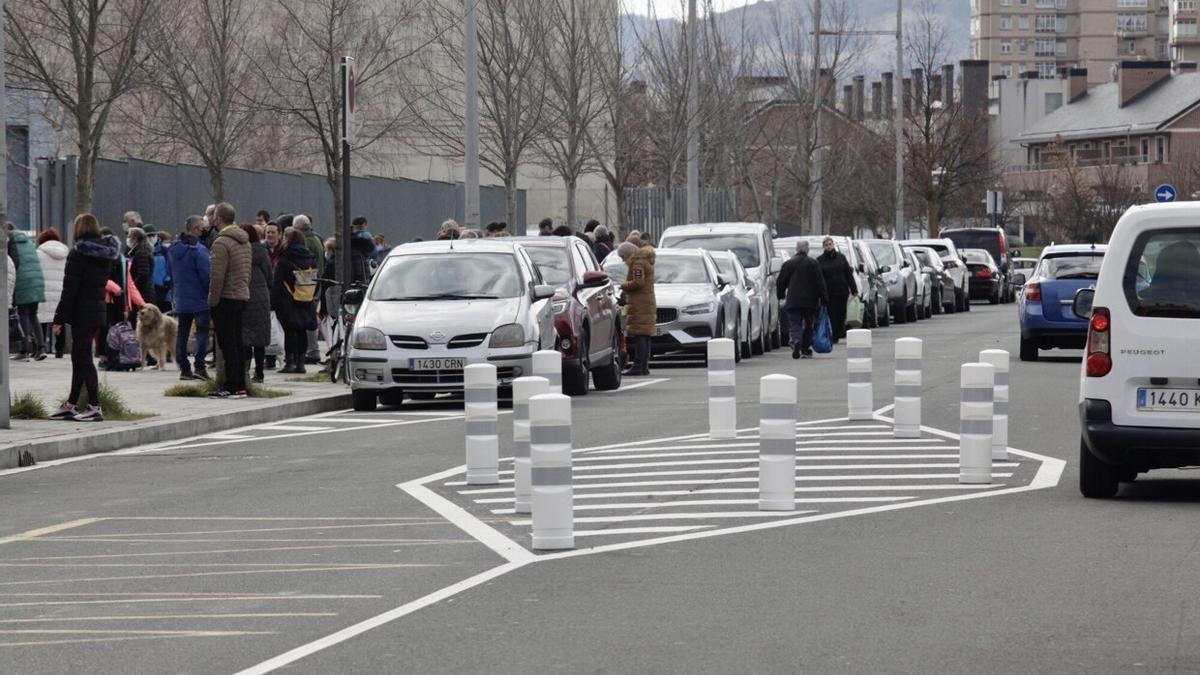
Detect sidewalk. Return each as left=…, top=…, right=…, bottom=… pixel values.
left=2, top=355, right=351, bottom=470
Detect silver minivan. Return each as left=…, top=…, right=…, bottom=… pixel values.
left=659, top=223, right=783, bottom=350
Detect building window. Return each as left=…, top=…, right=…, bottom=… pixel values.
left=1157, top=136, right=1168, bottom=163
left=1179, top=0, right=1197, bottom=11
left=1032, top=147, right=1042, bottom=166
left=1141, top=138, right=1151, bottom=161
left=971, top=16, right=980, bottom=36
left=1001, top=41, right=1013, bottom=54
left=1018, top=15, right=1031, bottom=30
left=1001, top=0, right=1012, bottom=5
left=1035, top=15, right=1057, bottom=32
left=1057, top=40, right=1068, bottom=55
left=1001, top=65, right=1013, bottom=77
left=1035, top=38, right=1056, bottom=55
left=1117, top=14, right=1148, bottom=32
left=1117, top=0, right=1148, bottom=6
left=1001, top=17, right=1013, bottom=30
left=1103, top=142, right=1112, bottom=161
left=1019, top=39, right=1028, bottom=52
left=1176, top=19, right=1199, bottom=38
left=1057, top=16, right=1067, bottom=33
left=1038, top=62, right=1057, bottom=78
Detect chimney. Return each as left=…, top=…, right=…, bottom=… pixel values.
left=819, top=68, right=836, bottom=107
left=1019, top=70, right=1038, bottom=80
left=902, top=76, right=912, bottom=117
left=842, top=84, right=854, bottom=116
left=941, top=64, right=955, bottom=107
left=959, top=59, right=990, bottom=115
left=1063, top=67, right=1088, bottom=103
left=929, top=73, right=943, bottom=103
left=853, top=75, right=865, bottom=121
left=912, top=68, right=924, bottom=112
left=882, top=72, right=894, bottom=116
left=1117, top=60, right=1171, bottom=107
left=871, top=81, right=883, bottom=118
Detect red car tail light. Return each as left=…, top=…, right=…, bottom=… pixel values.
left=1024, top=281, right=1041, bottom=302
left=975, top=267, right=993, bottom=279
left=1085, top=307, right=1112, bottom=377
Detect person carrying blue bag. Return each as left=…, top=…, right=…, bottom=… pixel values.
left=776, top=239, right=829, bottom=360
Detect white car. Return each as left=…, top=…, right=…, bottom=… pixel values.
left=903, top=238, right=970, bottom=313
left=1074, top=203, right=1200, bottom=498
left=347, top=239, right=555, bottom=411
left=658, top=223, right=783, bottom=351
left=708, top=249, right=766, bottom=358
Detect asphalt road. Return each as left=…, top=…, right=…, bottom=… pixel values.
left=2, top=302, right=1198, bottom=674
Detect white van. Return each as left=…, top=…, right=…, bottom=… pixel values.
left=659, top=223, right=783, bottom=350
left=1073, top=203, right=1200, bottom=498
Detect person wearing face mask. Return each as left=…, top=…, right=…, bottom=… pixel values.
left=126, top=227, right=156, bottom=327
left=151, top=229, right=174, bottom=314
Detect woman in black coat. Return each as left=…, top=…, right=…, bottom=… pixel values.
left=240, top=224, right=273, bottom=382
left=816, top=237, right=859, bottom=343
left=271, top=229, right=318, bottom=374
left=50, top=214, right=120, bottom=422
left=127, top=227, right=156, bottom=315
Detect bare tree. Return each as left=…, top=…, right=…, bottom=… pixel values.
left=250, top=0, right=423, bottom=231
left=904, top=0, right=993, bottom=237
left=5, top=0, right=157, bottom=214
left=137, top=0, right=261, bottom=202
left=1032, top=139, right=1141, bottom=243
left=413, top=0, right=550, bottom=227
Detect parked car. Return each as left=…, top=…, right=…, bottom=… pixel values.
left=908, top=246, right=951, bottom=316
left=512, top=236, right=623, bottom=395
left=347, top=239, right=555, bottom=411
left=902, top=248, right=933, bottom=320
left=963, top=248, right=1003, bottom=304
left=852, top=239, right=891, bottom=328
left=903, top=238, right=968, bottom=313
left=863, top=239, right=918, bottom=323
left=605, top=248, right=739, bottom=360
left=943, top=227, right=1013, bottom=302
left=1011, top=256, right=1038, bottom=284
left=658, top=223, right=782, bottom=351
left=1016, top=243, right=1106, bottom=362
left=1073, top=204, right=1200, bottom=498
left=709, top=250, right=766, bottom=358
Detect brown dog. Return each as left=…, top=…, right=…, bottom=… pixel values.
left=136, top=304, right=178, bottom=370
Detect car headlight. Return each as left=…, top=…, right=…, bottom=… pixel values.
left=489, top=323, right=526, bottom=348
left=683, top=301, right=716, bottom=315
left=551, top=291, right=569, bottom=314
left=352, top=326, right=388, bottom=350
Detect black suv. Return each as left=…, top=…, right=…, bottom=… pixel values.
left=943, top=228, right=1014, bottom=303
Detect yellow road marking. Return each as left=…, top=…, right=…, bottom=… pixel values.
left=0, top=518, right=102, bottom=545
left=0, top=595, right=378, bottom=608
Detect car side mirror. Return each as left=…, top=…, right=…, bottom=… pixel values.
left=878, top=265, right=890, bottom=274
left=901, top=260, right=911, bottom=269
left=1010, top=272, right=1027, bottom=287
left=1072, top=288, right=1095, bottom=319
left=717, top=274, right=731, bottom=289
left=532, top=284, right=556, bottom=301
left=580, top=270, right=609, bottom=289
left=743, top=277, right=754, bottom=291
left=857, top=263, right=865, bottom=273
left=770, top=258, right=782, bottom=274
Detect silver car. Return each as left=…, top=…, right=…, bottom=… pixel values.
left=708, top=250, right=765, bottom=358
left=864, top=239, right=919, bottom=324
left=903, top=248, right=933, bottom=320
left=347, top=239, right=555, bottom=411
left=903, top=238, right=970, bottom=313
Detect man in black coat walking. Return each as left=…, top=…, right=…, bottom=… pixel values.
left=816, top=237, right=858, bottom=343
left=776, top=239, right=829, bottom=359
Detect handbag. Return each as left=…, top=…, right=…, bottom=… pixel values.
left=812, top=307, right=833, bottom=354
left=846, top=295, right=865, bottom=329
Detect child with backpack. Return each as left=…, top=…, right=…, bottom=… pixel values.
left=270, top=228, right=319, bottom=374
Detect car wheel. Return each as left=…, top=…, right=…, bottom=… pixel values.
left=878, top=299, right=890, bottom=327
left=1019, top=336, right=1038, bottom=362
left=964, top=294, right=972, bottom=312
left=892, top=301, right=907, bottom=324
left=409, top=391, right=436, bottom=401
left=906, top=301, right=918, bottom=323
left=564, top=334, right=590, bottom=396
left=770, top=316, right=781, bottom=350
left=740, top=322, right=752, bottom=360
left=751, top=317, right=765, bottom=355
left=352, top=389, right=377, bottom=412
left=734, top=319, right=743, bottom=363
left=591, top=330, right=622, bottom=391
left=932, top=289, right=943, bottom=315
left=1080, top=438, right=1120, bottom=498
left=380, top=389, right=405, bottom=407
left=1118, top=467, right=1139, bottom=483
left=989, top=288, right=1001, bottom=305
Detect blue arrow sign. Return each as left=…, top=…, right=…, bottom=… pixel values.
left=1155, top=184, right=1177, bottom=203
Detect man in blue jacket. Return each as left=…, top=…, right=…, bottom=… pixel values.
left=169, top=215, right=212, bottom=380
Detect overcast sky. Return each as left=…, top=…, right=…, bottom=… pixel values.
left=632, top=0, right=755, bottom=19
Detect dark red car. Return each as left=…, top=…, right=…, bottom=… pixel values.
left=513, top=237, right=623, bottom=395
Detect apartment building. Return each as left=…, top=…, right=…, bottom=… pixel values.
left=970, top=0, right=1175, bottom=85
left=1172, top=0, right=1200, bottom=62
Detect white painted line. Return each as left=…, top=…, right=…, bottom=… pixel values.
left=472, top=484, right=1004, bottom=502
left=581, top=437, right=947, bottom=456
left=445, top=470, right=1016, bottom=486
left=304, top=418, right=398, bottom=424
left=0, top=613, right=339, bottom=623
left=233, top=561, right=526, bottom=675
left=0, top=595, right=380, bottom=608
left=572, top=415, right=854, bottom=454
left=573, top=526, right=710, bottom=537
left=255, top=425, right=333, bottom=432
left=495, top=460, right=1019, bottom=475
left=199, top=433, right=256, bottom=440
left=608, top=377, right=669, bottom=393
left=490, top=496, right=911, bottom=514
left=0, top=519, right=102, bottom=546
left=507, top=511, right=818, bottom=525
left=397, top=480, right=533, bottom=565
left=571, top=450, right=962, bottom=463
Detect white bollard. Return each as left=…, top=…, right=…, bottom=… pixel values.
left=894, top=338, right=923, bottom=439
left=464, top=363, right=499, bottom=485
left=533, top=350, right=562, bottom=393
left=959, top=363, right=995, bottom=485
left=979, top=349, right=1010, bottom=462
left=529, top=393, right=573, bottom=549
left=846, top=329, right=873, bottom=421
left=707, top=338, right=737, bottom=440
left=758, top=374, right=797, bottom=511
left=511, top=376, right=550, bottom=514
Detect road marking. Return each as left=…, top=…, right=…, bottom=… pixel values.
left=570, top=450, right=962, bottom=462
left=490, top=497, right=911, bottom=514
left=39, top=537, right=456, bottom=544
left=47, top=522, right=446, bottom=538
left=0, top=630, right=277, bottom=648
left=471, top=484, right=1005, bottom=502
left=0, top=613, right=339, bottom=623
left=200, top=433, right=256, bottom=440
left=399, top=476, right=535, bottom=565
left=0, top=564, right=440, bottom=586
left=446, top=470, right=1016, bottom=486
left=608, top=377, right=669, bottom=393
left=507, top=511, right=818, bottom=525
left=574, top=526, right=710, bottom=537
left=5, top=541, right=471, bottom=562
left=0, top=595, right=379, bottom=608
left=0, top=518, right=102, bottom=546
left=493, top=460, right=1018, bottom=475
left=254, top=425, right=332, bottom=432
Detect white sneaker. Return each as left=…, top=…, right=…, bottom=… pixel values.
left=48, top=403, right=77, bottom=420
left=72, top=405, right=104, bottom=422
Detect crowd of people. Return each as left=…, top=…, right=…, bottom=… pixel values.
left=5, top=205, right=385, bottom=422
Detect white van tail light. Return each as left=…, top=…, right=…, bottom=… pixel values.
left=1085, top=307, right=1111, bottom=378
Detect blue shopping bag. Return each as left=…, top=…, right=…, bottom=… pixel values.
left=812, top=307, right=833, bottom=354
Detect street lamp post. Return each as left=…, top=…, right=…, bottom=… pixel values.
left=686, top=0, right=699, bottom=224
left=464, top=0, right=481, bottom=230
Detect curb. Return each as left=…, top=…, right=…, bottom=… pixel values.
left=1, top=392, right=354, bottom=471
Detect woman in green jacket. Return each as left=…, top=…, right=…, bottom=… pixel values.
left=6, top=223, right=47, bottom=360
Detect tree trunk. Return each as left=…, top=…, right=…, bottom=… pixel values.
left=209, top=166, right=226, bottom=204
left=614, top=187, right=628, bottom=235
left=927, top=196, right=940, bottom=238
left=504, top=172, right=518, bottom=229
left=75, top=120, right=95, bottom=215
left=565, top=175, right=578, bottom=230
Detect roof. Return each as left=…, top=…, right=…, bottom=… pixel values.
left=1040, top=243, right=1108, bottom=256
left=661, top=223, right=770, bottom=237
left=390, top=239, right=516, bottom=256
left=1016, top=72, right=1200, bottom=144
left=508, top=236, right=570, bottom=248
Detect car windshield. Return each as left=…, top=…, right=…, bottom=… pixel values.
left=523, top=246, right=571, bottom=286
left=1014, top=260, right=1037, bottom=270
left=964, top=250, right=992, bottom=265
left=945, top=231, right=1002, bottom=260
left=655, top=255, right=710, bottom=284
left=1124, top=229, right=1200, bottom=319
left=867, top=242, right=898, bottom=267
left=603, top=257, right=627, bottom=284
left=370, top=253, right=522, bottom=300
left=921, top=244, right=951, bottom=258
left=1039, top=254, right=1103, bottom=280
left=664, top=234, right=760, bottom=268
left=913, top=250, right=935, bottom=268
left=712, top=257, right=741, bottom=280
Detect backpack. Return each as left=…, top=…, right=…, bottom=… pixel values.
left=105, top=321, right=142, bottom=370
left=286, top=266, right=318, bottom=303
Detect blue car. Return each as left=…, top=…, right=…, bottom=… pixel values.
left=1017, top=243, right=1107, bottom=361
